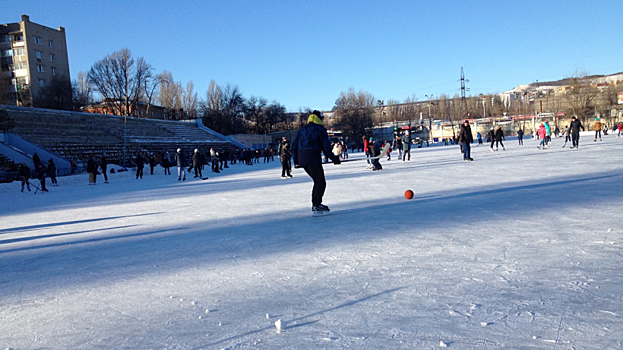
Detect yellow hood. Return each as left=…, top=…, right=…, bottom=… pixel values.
left=308, top=114, right=323, bottom=125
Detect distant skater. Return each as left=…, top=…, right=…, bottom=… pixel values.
left=458, top=119, right=473, bottom=161
left=402, top=131, right=411, bottom=163
left=176, top=148, right=187, bottom=181
left=570, top=116, right=585, bottom=149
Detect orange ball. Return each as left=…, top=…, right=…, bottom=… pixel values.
left=404, top=190, right=414, bottom=200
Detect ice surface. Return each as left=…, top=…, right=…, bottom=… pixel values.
left=1, top=132, right=622, bottom=349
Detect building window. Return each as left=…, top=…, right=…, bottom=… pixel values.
left=49, top=53, right=55, bottom=62
left=34, top=36, right=42, bottom=44
left=13, top=48, right=25, bottom=56
left=37, top=65, right=45, bottom=73
left=48, top=40, right=53, bottom=48
left=35, top=51, right=42, bottom=61
left=51, top=67, right=57, bottom=75
left=0, top=34, right=10, bottom=43
left=12, top=34, right=23, bottom=42
left=39, top=79, right=45, bottom=87
left=1, top=49, right=12, bottom=57
left=15, top=62, right=27, bottom=70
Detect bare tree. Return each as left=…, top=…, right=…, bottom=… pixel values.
left=159, top=71, right=183, bottom=119
left=88, top=48, right=153, bottom=117
left=333, top=87, right=375, bottom=147
left=181, top=81, right=198, bottom=119
left=73, top=71, right=93, bottom=109
left=562, top=71, right=600, bottom=125
left=199, top=80, right=223, bottom=130
left=244, top=95, right=269, bottom=134
left=222, top=83, right=245, bottom=134
left=142, top=71, right=164, bottom=118
left=34, top=75, right=73, bottom=110
left=0, top=74, right=13, bottom=105
left=264, top=102, right=287, bottom=133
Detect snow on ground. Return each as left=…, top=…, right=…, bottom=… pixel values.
left=1, top=132, right=622, bottom=349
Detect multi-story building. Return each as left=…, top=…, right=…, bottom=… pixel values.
left=0, top=14, right=71, bottom=106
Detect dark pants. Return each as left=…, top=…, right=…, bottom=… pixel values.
left=303, top=163, right=326, bottom=206
left=518, top=136, right=523, bottom=145
left=101, top=166, right=108, bottom=181
left=281, top=160, right=291, bottom=177
left=136, top=166, right=143, bottom=179
left=371, top=158, right=382, bottom=170
left=402, top=149, right=410, bottom=161
left=572, top=133, right=580, bottom=148
left=462, top=142, right=471, bottom=160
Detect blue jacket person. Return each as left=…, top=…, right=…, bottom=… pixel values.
left=292, top=110, right=341, bottom=213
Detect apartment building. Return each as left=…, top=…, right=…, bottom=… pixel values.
left=0, top=15, right=71, bottom=106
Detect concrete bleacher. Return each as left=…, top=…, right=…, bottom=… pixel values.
left=1, top=105, right=241, bottom=167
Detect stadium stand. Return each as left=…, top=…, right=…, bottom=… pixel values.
left=0, top=105, right=242, bottom=173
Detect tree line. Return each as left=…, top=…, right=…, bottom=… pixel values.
left=1, top=47, right=621, bottom=139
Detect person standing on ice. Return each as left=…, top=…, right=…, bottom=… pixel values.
left=18, top=162, right=31, bottom=192
left=488, top=128, right=496, bottom=151
left=458, top=119, right=473, bottom=161
left=402, top=130, right=411, bottom=163
left=594, top=118, right=603, bottom=142
left=517, top=129, right=524, bottom=145
left=47, top=159, right=57, bottom=186
left=87, top=155, right=98, bottom=185
left=191, top=149, right=203, bottom=178
left=279, top=137, right=292, bottom=179
left=543, top=121, right=552, bottom=146
left=494, top=125, right=506, bottom=151
left=569, top=116, right=585, bottom=149
left=292, top=110, right=340, bottom=214
left=99, top=154, right=109, bottom=183
left=135, top=154, right=145, bottom=179
left=175, top=148, right=187, bottom=181
left=537, top=123, right=548, bottom=149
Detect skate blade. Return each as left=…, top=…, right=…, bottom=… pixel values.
left=312, top=211, right=330, bottom=217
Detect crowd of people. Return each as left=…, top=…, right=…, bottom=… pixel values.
left=17, top=152, right=57, bottom=193
left=17, top=116, right=622, bottom=205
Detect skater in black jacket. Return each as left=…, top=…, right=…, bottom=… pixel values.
left=135, top=154, right=145, bottom=179
left=279, top=137, right=292, bottom=178
left=569, top=116, right=585, bottom=149
left=19, top=163, right=31, bottom=192
left=292, top=110, right=341, bottom=214
left=494, top=126, right=506, bottom=151
left=458, top=120, right=474, bottom=161
left=47, top=159, right=57, bottom=186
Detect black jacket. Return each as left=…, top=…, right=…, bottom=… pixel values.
left=570, top=119, right=585, bottom=133
left=458, top=124, right=474, bottom=144
left=292, top=115, right=339, bottom=167
left=494, top=128, right=504, bottom=141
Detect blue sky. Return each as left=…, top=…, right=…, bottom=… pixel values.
left=4, top=0, right=622, bottom=112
